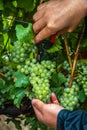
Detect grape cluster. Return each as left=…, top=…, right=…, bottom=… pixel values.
left=62, top=61, right=87, bottom=110
left=60, top=82, right=80, bottom=111
left=0, top=66, right=14, bottom=81
left=30, top=60, right=55, bottom=102
left=11, top=41, right=36, bottom=63
left=68, top=46, right=74, bottom=56
left=17, top=59, right=55, bottom=102
left=76, top=62, right=87, bottom=96
left=63, top=60, right=71, bottom=73
left=17, top=58, right=40, bottom=75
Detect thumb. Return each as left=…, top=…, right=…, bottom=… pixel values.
left=32, top=99, right=45, bottom=113
left=51, top=93, right=59, bottom=104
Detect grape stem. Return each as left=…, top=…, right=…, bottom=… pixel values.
left=63, top=36, right=73, bottom=70
left=0, top=72, right=4, bottom=78
left=69, top=26, right=85, bottom=88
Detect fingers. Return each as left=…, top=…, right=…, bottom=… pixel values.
left=32, top=105, right=43, bottom=121
left=51, top=93, right=59, bottom=104
left=32, top=99, right=44, bottom=121
left=33, top=9, right=45, bottom=21
left=32, top=99, right=44, bottom=113
left=37, top=2, right=47, bottom=11
left=33, top=2, right=47, bottom=21
left=33, top=18, right=46, bottom=34
left=34, top=26, right=55, bottom=43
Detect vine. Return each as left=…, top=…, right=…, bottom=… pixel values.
left=0, top=0, right=87, bottom=130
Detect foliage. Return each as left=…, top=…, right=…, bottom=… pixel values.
left=15, top=23, right=34, bottom=43
left=0, top=0, right=87, bottom=130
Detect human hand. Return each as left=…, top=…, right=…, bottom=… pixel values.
left=31, top=93, right=64, bottom=129
left=33, top=0, right=87, bottom=43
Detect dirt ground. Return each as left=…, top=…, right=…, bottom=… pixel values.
left=0, top=115, right=30, bottom=130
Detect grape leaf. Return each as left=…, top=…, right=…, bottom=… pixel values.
left=14, top=71, right=30, bottom=88
left=14, top=88, right=26, bottom=108
left=81, top=38, right=87, bottom=48
left=78, top=90, right=86, bottom=103
left=0, top=78, right=5, bottom=89
left=17, top=0, right=37, bottom=12
left=52, top=72, right=66, bottom=87
left=47, top=37, right=62, bottom=53
left=51, top=72, right=66, bottom=96
left=0, top=0, right=4, bottom=10
left=1, top=85, right=13, bottom=94
left=15, top=23, right=34, bottom=43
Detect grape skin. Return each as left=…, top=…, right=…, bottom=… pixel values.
left=59, top=83, right=80, bottom=111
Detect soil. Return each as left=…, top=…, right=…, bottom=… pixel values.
left=0, top=115, right=30, bottom=130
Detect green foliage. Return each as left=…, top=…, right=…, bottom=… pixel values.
left=0, top=78, right=5, bottom=88
left=14, top=71, right=30, bottom=88
left=15, top=23, right=34, bottom=43
left=47, top=36, right=63, bottom=53
left=13, top=88, right=27, bottom=108
left=17, top=0, right=38, bottom=12
left=52, top=72, right=66, bottom=87
left=51, top=72, right=66, bottom=97
left=0, top=0, right=4, bottom=10
left=78, top=90, right=86, bottom=103
left=0, top=0, right=87, bottom=130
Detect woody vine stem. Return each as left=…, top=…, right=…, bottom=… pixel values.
left=69, top=26, right=85, bottom=87
left=63, top=26, right=85, bottom=88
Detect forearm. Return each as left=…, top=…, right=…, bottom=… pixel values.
left=57, top=109, right=87, bottom=130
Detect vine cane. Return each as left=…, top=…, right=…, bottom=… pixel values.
left=69, top=27, right=85, bottom=88
left=64, top=36, right=73, bottom=70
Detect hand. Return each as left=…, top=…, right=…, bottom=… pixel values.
left=33, top=0, right=87, bottom=43
left=31, top=93, right=64, bottom=129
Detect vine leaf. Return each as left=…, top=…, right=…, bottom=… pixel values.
left=1, top=85, right=13, bottom=94
left=52, top=72, right=66, bottom=87
left=14, top=88, right=26, bottom=108
left=0, top=78, right=5, bottom=89
left=15, top=23, right=34, bottom=43
left=17, top=0, right=37, bottom=12
left=0, top=0, right=4, bottom=10
left=78, top=90, right=86, bottom=103
left=51, top=72, right=66, bottom=96
left=81, top=38, right=87, bottom=47
left=13, top=71, right=30, bottom=88
left=47, top=37, right=62, bottom=53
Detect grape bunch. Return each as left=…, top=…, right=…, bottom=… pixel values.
left=29, top=60, right=55, bottom=102
left=11, top=41, right=36, bottom=63
left=17, top=58, right=32, bottom=75
left=76, top=62, right=87, bottom=96
left=17, top=58, right=55, bottom=102
left=59, top=82, right=80, bottom=111
left=63, top=60, right=71, bottom=73
left=0, top=65, right=14, bottom=81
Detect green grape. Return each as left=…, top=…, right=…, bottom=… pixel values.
left=63, top=60, right=71, bottom=73
left=1, top=65, right=14, bottom=81
left=11, top=41, right=37, bottom=64
left=29, top=60, right=55, bottom=102
left=10, top=40, right=55, bottom=102
left=59, top=82, right=80, bottom=111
